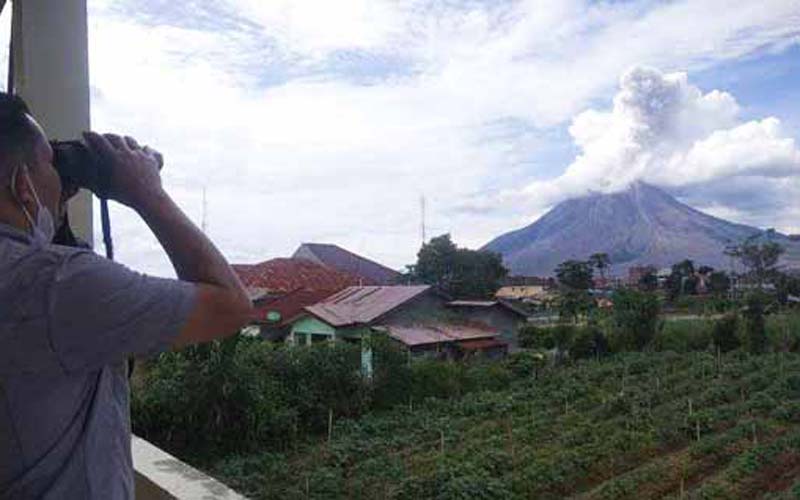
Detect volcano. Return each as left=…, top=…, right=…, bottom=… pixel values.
left=483, top=182, right=800, bottom=277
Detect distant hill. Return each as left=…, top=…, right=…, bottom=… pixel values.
left=483, top=182, right=800, bottom=276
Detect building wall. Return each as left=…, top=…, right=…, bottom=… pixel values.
left=378, top=291, right=454, bottom=326
left=453, top=307, right=523, bottom=350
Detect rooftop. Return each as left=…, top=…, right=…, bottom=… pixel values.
left=379, top=322, right=499, bottom=347
left=233, top=257, right=361, bottom=294
left=293, top=243, right=401, bottom=285
left=306, top=285, right=431, bottom=327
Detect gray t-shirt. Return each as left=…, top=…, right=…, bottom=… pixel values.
left=0, top=223, right=196, bottom=499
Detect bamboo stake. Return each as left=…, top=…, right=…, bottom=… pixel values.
left=328, top=408, right=333, bottom=444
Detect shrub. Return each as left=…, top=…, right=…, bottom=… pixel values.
left=654, top=319, right=712, bottom=353
left=519, top=324, right=554, bottom=350
left=743, top=293, right=768, bottom=354
left=505, top=350, right=547, bottom=378
left=712, top=314, right=741, bottom=353
left=132, top=337, right=371, bottom=456
left=570, top=325, right=607, bottom=360
left=552, top=324, right=576, bottom=351
left=610, top=290, right=661, bottom=351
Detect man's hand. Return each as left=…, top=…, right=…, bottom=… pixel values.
left=83, top=130, right=253, bottom=347
left=82, top=132, right=164, bottom=209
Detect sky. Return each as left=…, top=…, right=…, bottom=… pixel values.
left=2, top=0, right=800, bottom=276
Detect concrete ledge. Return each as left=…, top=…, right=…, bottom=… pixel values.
left=133, top=436, right=246, bottom=500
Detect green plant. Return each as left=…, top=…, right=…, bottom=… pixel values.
left=712, top=314, right=741, bottom=353
left=610, top=289, right=661, bottom=351
left=743, top=293, right=768, bottom=354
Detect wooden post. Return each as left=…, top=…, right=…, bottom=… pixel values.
left=327, top=408, right=333, bottom=444
left=439, top=430, right=445, bottom=455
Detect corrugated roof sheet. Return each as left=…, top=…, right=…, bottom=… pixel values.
left=380, top=322, right=499, bottom=347
left=233, top=258, right=361, bottom=293
left=436, top=323, right=499, bottom=340
left=294, top=243, right=400, bottom=285
left=448, top=300, right=498, bottom=307
left=446, top=299, right=529, bottom=318
left=381, top=325, right=452, bottom=347
left=306, top=285, right=430, bottom=327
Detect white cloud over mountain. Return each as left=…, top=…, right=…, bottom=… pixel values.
left=515, top=66, right=800, bottom=231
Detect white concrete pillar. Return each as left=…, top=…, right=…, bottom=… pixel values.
left=11, top=0, right=93, bottom=244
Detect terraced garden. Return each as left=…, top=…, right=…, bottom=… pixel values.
left=210, top=351, right=800, bottom=499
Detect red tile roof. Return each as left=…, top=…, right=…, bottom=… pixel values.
left=233, top=258, right=361, bottom=294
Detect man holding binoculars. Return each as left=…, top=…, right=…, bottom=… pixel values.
left=0, top=92, right=253, bottom=499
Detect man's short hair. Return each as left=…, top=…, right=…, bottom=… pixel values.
left=0, top=92, right=36, bottom=181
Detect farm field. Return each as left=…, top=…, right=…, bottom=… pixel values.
left=210, top=351, right=800, bottom=499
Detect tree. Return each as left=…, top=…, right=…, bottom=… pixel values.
left=589, top=253, right=611, bottom=281
left=708, top=271, right=731, bottom=296
left=667, top=259, right=698, bottom=299
left=413, top=234, right=458, bottom=288
left=412, top=234, right=508, bottom=299
left=742, top=293, right=767, bottom=354
left=775, top=272, right=800, bottom=305
left=611, top=289, right=661, bottom=351
left=639, top=271, right=658, bottom=292
left=712, top=314, right=740, bottom=353
left=728, top=238, right=785, bottom=287
left=555, top=260, right=594, bottom=291
left=555, top=260, right=594, bottom=323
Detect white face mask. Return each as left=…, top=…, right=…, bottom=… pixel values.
left=10, top=164, right=55, bottom=246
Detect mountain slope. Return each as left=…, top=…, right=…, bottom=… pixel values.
left=483, top=183, right=800, bottom=276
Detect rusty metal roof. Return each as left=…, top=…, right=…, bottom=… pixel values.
left=380, top=325, right=452, bottom=346
left=379, top=322, right=499, bottom=347
left=446, top=299, right=529, bottom=318
left=305, top=285, right=431, bottom=327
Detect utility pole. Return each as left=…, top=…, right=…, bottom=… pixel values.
left=420, top=195, right=427, bottom=246
left=201, top=186, right=208, bottom=234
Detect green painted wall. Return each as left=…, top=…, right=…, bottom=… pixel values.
left=291, top=316, right=336, bottom=336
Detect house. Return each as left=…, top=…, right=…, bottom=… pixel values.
left=627, top=265, right=656, bottom=287
left=293, top=243, right=401, bottom=285
left=288, top=286, right=506, bottom=363
left=444, top=300, right=528, bottom=351
left=503, top=276, right=552, bottom=287
left=249, top=288, right=336, bottom=341
left=233, top=258, right=362, bottom=339
left=496, top=285, right=552, bottom=302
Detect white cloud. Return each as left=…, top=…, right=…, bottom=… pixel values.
left=515, top=66, right=800, bottom=228
left=80, top=0, right=800, bottom=276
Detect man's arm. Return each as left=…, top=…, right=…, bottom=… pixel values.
left=83, top=132, right=253, bottom=347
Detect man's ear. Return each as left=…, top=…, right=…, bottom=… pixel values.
left=10, top=165, right=35, bottom=206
